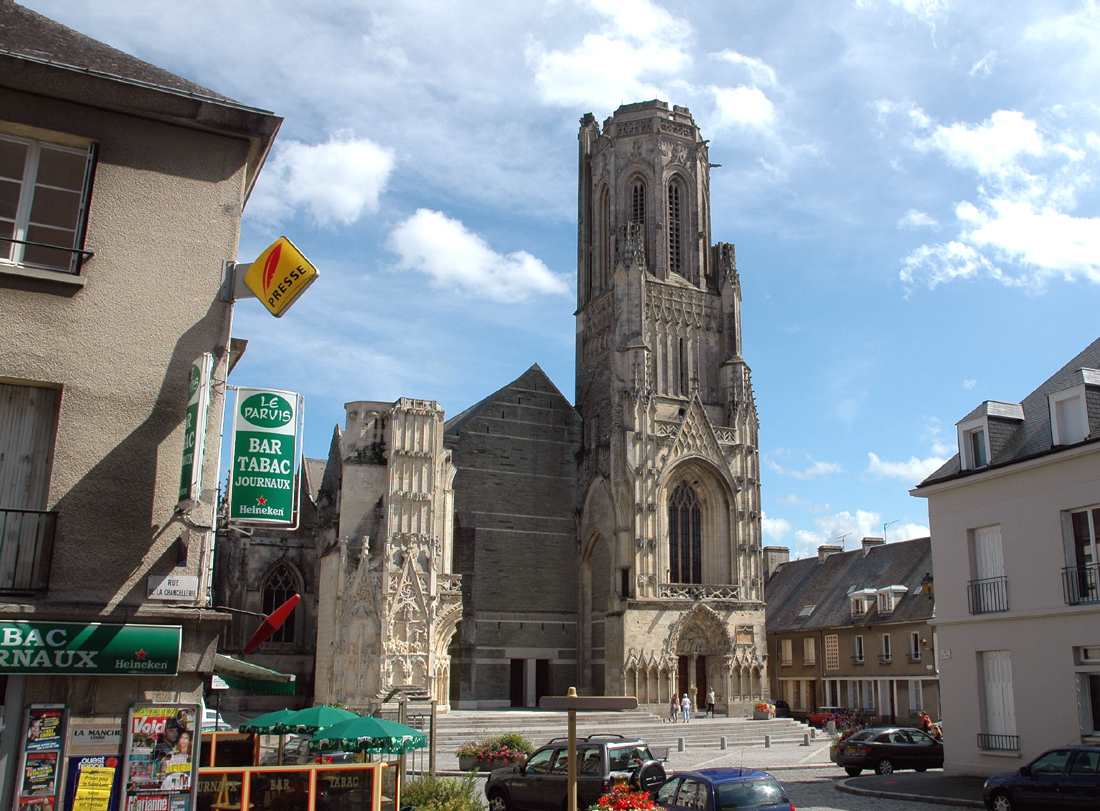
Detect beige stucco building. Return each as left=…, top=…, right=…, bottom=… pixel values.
left=913, top=336, right=1100, bottom=775
left=0, top=2, right=278, bottom=801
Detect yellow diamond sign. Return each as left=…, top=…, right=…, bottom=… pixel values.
left=244, top=236, right=319, bottom=317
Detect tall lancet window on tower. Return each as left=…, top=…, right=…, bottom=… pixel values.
left=667, top=179, right=684, bottom=277
left=669, top=481, right=702, bottom=584
left=262, top=562, right=300, bottom=645
left=599, top=185, right=611, bottom=290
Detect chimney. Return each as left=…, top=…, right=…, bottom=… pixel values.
left=862, top=536, right=885, bottom=556
left=817, top=545, right=843, bottom=562
left=763, top=546, right=790, bottom=579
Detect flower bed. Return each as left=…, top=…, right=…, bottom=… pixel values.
left=587, top=784, right=659, bottom=811
left=752, top=702, right=775, bottom=720
left=455, top=733, right=533, bottom=771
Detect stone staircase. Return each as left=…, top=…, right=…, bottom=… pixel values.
left=426, top=709, right=817, bottom=757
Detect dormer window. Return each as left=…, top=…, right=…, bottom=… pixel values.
left=957, top=416, right=990, bottom=470
left=968, top=427, right=988, bottom=467
left=876, top=585, right=909, bottom=615
left=1049, top=373, right=1096, bottom=446
left=849, top=588, right=876, bottom=616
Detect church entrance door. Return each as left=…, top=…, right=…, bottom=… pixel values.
left=696, top=657, right=707, bottom=711
left=510, top=659, right=524, bottom=706
left=677, top=656, right=689, bottom=702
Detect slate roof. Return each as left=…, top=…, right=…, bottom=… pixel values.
left=302, top=457, right=327, bottom=504
left=0, top=0, right=248, bottom=107
left=444, top=363, right=574, bottom=436
left=918, top=336, right=1100, bottom=487
left=765, top=537, right=934, bottom=632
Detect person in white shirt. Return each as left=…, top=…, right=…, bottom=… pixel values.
left=680, top=693, right=691, bottom=722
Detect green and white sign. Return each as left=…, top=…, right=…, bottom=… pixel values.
left=0, top=621, right=181, bottom=675
left=228, top=387, right=299, bottom=524
left=178, top=352, right=214, bottom=506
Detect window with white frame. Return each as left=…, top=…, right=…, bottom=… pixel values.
left=0, top=131, right=95, bottom=274
left=853, top=635, right=864, bottom=663
left=825, top=634, right=839, bottom=670
left=880, top=634, right=892, bottom=662
left=909, top=632, right=921, bottom=660
left=1066, top=507, right=1100, bottom=605
left=780, top=638, right=793, bottom=666
left=1050, top=385, right=1089, bottom=446
left=849, top=588, right=874, bottom=616
left=909, top=679, right=923, bottom=713
left=957, top=416, right=990, bottom=470
left=803, top=637, right=816, bottom=666
left=980, top=650, right=1017, bottom=747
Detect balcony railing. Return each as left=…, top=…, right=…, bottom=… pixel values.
left=657, top=583, right=740, bottom=600
left=0, top=508, right=57, bottom=593
left=878, top=654, right=892, bottom=663
left=978, top=733, right=1019, bottom=752
left=907, top=652, right=922, bottom=662
left=968, top=576, right=1009, bottom=614
left=1063, top=564, right=1100, bottom=605
left=851, top=655, right=865, bottom=664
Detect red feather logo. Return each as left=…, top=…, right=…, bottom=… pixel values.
left=262, top=242, right=282, bottom=295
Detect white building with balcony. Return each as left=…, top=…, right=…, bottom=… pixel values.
left=912, top=336, right=1100, bottom=776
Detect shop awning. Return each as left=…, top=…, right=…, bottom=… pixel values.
left=213, top=654, right=297, bottom=695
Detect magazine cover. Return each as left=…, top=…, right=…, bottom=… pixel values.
left=14, top=705, right=68, bottom=811
left=120, top=705, right=198, bottom=811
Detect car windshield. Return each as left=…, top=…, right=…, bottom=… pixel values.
left=715, top=778, right=787, bottom=810
left=848, top=731, right=875, bottom=742
left=608, top=745, right=653, bottom=771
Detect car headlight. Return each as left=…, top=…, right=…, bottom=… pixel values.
left=983, top=780, right=990, bottom=788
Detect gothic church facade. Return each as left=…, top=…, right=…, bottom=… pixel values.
left=215, top=100, right=767, bottom=715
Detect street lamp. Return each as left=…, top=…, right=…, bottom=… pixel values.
left=883, top=520, right=899, bottom=543
left=921, top=572, right=934, bottom=600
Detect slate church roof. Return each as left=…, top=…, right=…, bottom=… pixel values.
left=765, top=537, right=934, bottom=632
left=917, top=335, right=1100, bottom=487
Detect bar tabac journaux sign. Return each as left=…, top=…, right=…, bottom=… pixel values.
left=244, top=236, right=319, bottom=318
left=228, top=388, right=300, bottom=524
left=177, top=352, right=213, bottom=507
left=0, top=622, right=180, bottom=675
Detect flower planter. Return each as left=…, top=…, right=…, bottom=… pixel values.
left=459, top=756, right=521, bottom=772
left=752, top=710, right=775, bottom=720
left=829, top=744, right=838, bottom=763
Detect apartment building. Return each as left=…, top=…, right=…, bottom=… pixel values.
left=913, top=336, right=1100, bottom=775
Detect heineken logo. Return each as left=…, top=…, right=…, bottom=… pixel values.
left=240, top=393, right=293, bottom=428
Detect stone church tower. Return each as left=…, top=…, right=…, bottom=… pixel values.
left=574, top=101, right=767, bottom=712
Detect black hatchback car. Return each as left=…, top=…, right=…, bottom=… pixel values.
left=983, top=746, right=1100, bottom=811
left=485, top=734, right=665, bottom=811
left=834, top=726, right=944, bottom=775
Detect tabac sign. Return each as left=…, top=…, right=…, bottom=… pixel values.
left=228, top=387, right=301, bottom=524
left=0, top=621, right=180, bottom=675
left=244, top=236, right=319, bottom=318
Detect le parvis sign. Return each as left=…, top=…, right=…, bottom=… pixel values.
left=0, top=621, right=181, bottom=675
left=228, top=388, right=300, bottom=525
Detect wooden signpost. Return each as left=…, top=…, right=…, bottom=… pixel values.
left=539, top=687, right=638, bottom=811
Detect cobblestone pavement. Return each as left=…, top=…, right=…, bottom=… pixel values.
left=774, top=769, right=953, bottom=811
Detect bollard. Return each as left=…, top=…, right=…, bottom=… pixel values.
left=810, top=728, right=816, bottom=740
left=764, top=734, right=771, bottom=748
left=678, top=737, right=685, bottom=752
left=720, top=736, right=727, bottom=750
left=802, top=732, right=810, bottom=746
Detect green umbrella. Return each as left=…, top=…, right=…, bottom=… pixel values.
left=239, top=708, right=299, bottom=734
left=274, top=705, right=359, bottom=735
left=307, top=715, right=427, bottom=755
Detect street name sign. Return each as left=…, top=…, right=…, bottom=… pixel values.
left=244, top=236, right=319, bottom=317
left=228, top=387, right=300, bottom=524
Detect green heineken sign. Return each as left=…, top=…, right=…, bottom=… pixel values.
left=178, top=353, right=213, bottom=506
left=228, top=387, right=300, bottom=524
left=0, top=621, right=181, bottom=675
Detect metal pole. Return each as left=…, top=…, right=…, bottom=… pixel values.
left=429, top=701, right=437, bottom=775
left=567, top=702, right=577, bottom=811
left=398, top=700, right=408, bottom=798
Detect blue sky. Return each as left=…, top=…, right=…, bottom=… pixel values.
left=27, top=0, right=1100, bottom=560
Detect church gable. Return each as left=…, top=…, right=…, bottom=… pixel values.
left=662, top=394, right=728, bottom=475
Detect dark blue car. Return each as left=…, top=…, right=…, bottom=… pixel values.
left=983, top=746, right=1100, bottom=810
left=655, top=768, right=793, bottom=811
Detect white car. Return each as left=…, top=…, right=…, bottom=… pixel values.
left=202, top=708, right=232, bottom=731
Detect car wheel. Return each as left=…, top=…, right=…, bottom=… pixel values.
left=915, top=766, right=927, bottom=772
left=844, top=767, right=862, bottom=777
left=487, top=790, right=511, bottom=811
left=875, top=759, right=894, bottom=775
left=989, top=790, right=1013, bottom=811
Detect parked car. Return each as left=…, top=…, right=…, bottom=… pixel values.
left=485, top=734, right=665, bottom=811
left=983, top=746, right=1100, bottom=811
left=805, top=706, right=847, bottom=728
left=834, top=727, right=943, bottom=776
left=202, top=708, right=232, bottom=731
left=772, top=699, right=792, bottom=719
left=655, top=768, right=793, bottom=811
left=259, top=736, right=312, bottom=765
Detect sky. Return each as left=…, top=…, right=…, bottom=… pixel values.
left=24, top=0, right=1100, bottom=561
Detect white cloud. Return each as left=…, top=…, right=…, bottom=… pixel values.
left=854, top=0, right=949, bottom=23
left=762, top=514, right=792, bottom=541
left=970, top=51, right=997, bottom=78
left=963, top=379, right=976, bottom=390
left=898, top=108, right=1100, bottom=289
left=712, top=85, right=776, bottom=129
left=711, top=49, right=778, bottom=87
left=767, top=459, right=844, bottom=480
left=247, top=133, right=395, bottom=227
left=787, top=507, right=929, bottom=559
left=388, top=209, right=569, bottom=303
left=865, top=451, right=947, bottom=483
left=898, top=209, right=937, bottom=229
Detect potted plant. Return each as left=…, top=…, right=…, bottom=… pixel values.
left=586, top=784, right=659, bottom=811
left=752, top=702, right=776, bottom=720
left=828, top=714, right=863, bottom=763
left=456, top=733, right=533, bottom=771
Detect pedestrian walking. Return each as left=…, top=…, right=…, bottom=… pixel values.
left=680, top=693, right=691, bottom=723
left=706, top=688, right=716, bottom=718
left=919, top=711, right=932, bottom=733
left=669, top=694, right=679, bottom=723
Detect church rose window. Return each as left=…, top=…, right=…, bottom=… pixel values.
left=262, top=562, right=299, bottom=645
left=669, top=481, right=702, bottom=584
